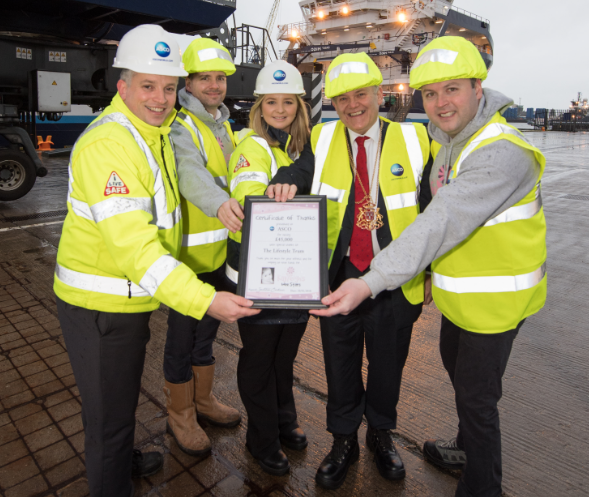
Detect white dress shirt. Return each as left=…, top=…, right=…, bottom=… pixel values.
left=347, top=118, right=382, bottom=257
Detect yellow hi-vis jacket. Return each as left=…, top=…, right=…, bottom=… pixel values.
left=225, top=130, right=292, bottom=283
left=310, top=117, right=430, bottom=305
left=175, top=109, right=235, bottom=274
left=431, top=112, right=547, bottom=333
left=54, top=94, right=215, bottom=319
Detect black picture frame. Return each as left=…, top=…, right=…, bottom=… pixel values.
left=237, top=195, right=329, bottom=309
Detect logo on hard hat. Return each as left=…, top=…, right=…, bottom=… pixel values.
left=155, top=42, right=171, bottom=58
left=273, top=70, right=286, bottom=81
left=391, top=164, right=404, bottom=176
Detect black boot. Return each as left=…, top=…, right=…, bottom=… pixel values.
left=248, top=446, right=290, bottom=476
left=280, top=427, right=308, bottom=450
left=366, top=427, right=406, bottom=480
left=315, top=433, right=359, bottom=490
left=131, top=449, right=163, bottom=478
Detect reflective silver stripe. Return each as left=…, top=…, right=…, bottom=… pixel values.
left=318, top=183, right=347, bottom=203
left=483, top=195, right=542, bottom=227
left=198, top=47, right=233, bottom=64
left=215, top=176, right=228, bottom=188
left=311, top=120, right=338, bottom=195
left=181, top=113, right=208, bottom=163
left=69, top=197, right=94, bottom=221
left=329, top=61, right=369, bottom=81
left=182, top=228, right=228, bottom=247
left=327, top=248, right=333, bottom=261
left=456, top=123, right=523, bottom=176
left=90, top=197, right=153, bottom=223
left=432, top=263, right=546, bottom=294
left=250, top=136, right=278, bottom=177
left=69, top=112, right=180, bottom=230
left=385, top=192, right=417, bottom=210
left=139, top=255, right=181, bottom=296
left=226, top=263, right=238, bottom=284
left=230, top=171, right=269, bottom=192
left=412, top=48, right=458, bottom=70
left=399, top=123, right=424, bottom=187
left=55, top=263, right=150, bottom=297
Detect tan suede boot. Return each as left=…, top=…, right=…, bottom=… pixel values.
left=164, top=379, right=211, bottom=456
left=193, top=364, right=241, bottom=428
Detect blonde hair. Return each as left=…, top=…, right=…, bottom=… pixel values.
left=249, top=94, right=310, bottom=156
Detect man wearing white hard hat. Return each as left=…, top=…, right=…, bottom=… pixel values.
left=163, top=37, right=244, bottom=458
left=267, top=53, right=432, bottom=489
left=53, top=25, right=259, bottom=496
left=312, top=37, right=547, bottom=497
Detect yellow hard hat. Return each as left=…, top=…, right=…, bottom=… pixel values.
left=183, top=38, right=236, bottom=76
left=325, top=52, right=383, bottom=99
left=410, top=36, right=487, bottom=89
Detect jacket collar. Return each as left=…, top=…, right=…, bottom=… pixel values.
left=178, top=87, right=230, bottom=124
left=266, top=124, right=290, bottom=152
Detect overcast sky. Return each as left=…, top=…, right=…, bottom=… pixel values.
left=234, top=0, right=589, bottom=109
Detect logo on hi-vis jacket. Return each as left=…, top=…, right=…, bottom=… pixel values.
left=104, top=171, right=129, bottom=196
left=233, top=154, right=251, bottom=173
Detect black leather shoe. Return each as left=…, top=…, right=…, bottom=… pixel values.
left=280, top=427, right=308, bottom=450
left=251, top=448, right=290, bottom=476
left=131, top=449, right=163, bottom=478
left=366, top=427, right=406, bottom=480
left=315, top=433, right=359, bottom=490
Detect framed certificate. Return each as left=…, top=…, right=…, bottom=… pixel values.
left=237, top=196, right=328, bottom=309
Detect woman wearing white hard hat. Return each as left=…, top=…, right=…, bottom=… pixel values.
left=225, top=60, right=310, bottom=476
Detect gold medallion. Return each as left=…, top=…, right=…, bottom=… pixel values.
left=356, top=195, right=384, bottom=231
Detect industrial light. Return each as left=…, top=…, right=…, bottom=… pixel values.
left=397, top=10, right=407, bottom=22
left=344, top=28, right=349, bottom=31
left=398, top=84, right=404, bottom=90
left=318, top=11, right=325, bottom=19
left=435, top=19, right=443, bottom=24
left=459, top=28, right=466, bottom=31
left=291, top=30, right=299, bottom=38
left=366, top=24, right=373, bottom=28
left=342, top=6, right=349, bottom=15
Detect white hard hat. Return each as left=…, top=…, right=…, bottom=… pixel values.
left=254, top=60, right=305, bottom=96
left=113, top=24, right=188, bottom=77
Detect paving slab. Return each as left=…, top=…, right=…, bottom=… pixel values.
left=0, top=131, right=587, bottom=496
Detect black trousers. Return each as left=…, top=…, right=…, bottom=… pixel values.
left=56, top=296, right=151, bottom=497
left=237, top=321, right=307, bottom=459
left=320, top=258, right=423, bottom=435
left=163, top=265, right=231, bottom=383
left=440, top=315, right=522, bottom=497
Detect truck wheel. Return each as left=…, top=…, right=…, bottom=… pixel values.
left=0, top=149, right=37, bottom=201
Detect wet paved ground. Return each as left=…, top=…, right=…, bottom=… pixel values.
left=0, top=131, right=587, bottom=497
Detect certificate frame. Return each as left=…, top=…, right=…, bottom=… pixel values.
left=237, top=195, right=329, bottom=309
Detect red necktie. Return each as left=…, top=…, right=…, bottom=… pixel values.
left=349, top=136, right=373, bottom=272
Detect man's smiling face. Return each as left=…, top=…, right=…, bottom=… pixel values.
left=118, top=73, right=178, bottom=127
left=421, top=78, right=482, bottom=138
left=332, top=86, right=383, bottom=135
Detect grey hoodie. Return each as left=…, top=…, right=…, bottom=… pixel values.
left=361, top=88, right=541, bottom=296
left=169, top=88, right=234, bottom=217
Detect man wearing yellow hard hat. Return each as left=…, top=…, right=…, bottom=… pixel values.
left=312, top=36, right=547, bottom=496
left=267, top=52, right=432, bottom=488
left=164, top=37, right=245, bottom=457
left=54, top=26, right=259, bottom=496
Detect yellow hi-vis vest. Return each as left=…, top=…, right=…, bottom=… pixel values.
left=431, top=112, right=547, bottom=333
left=226, top=131, right=294, bottom=283
left=175, top=109, right=235, bottom=274
left=310, top=117, right=430, bottom=305
left=54, top=94, right=215, bottom=319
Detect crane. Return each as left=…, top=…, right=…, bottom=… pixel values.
left=256, top=0, right=281, bottom=63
